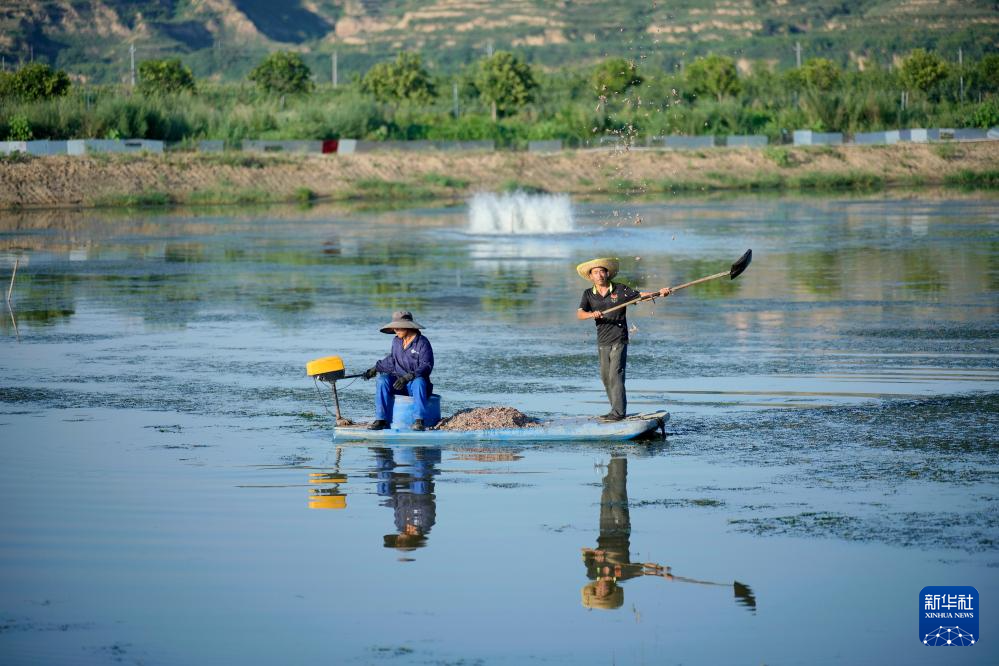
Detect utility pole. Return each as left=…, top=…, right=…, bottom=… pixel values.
left=794, top=41, right=802, bottom=68
left=958, top=47, right=964, bottom=103
left=452, top=81, right=459, bottom=118
left=129, top=43, right=136, bottom=87
left=332, top=51, right=338, bottom=87
left=486, top=39, right=494, bottom=57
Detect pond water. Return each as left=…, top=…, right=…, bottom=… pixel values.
left=1, top=194, right=997, bottom=665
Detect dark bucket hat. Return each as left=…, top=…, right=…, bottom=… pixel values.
left=379, top=310, right=425, bottom=334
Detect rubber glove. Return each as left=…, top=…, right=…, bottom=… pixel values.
left=393, top=373, right=415, bottom=390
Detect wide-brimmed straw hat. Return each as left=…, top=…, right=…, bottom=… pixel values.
left=576, top=257, right=620, bottom=280
left=379, top=310, right=425, bottom=334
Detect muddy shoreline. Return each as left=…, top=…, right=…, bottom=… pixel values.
left=0, top=141, right=997, bottom=210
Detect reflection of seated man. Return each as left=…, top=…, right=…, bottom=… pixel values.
left=581, top=457, right=757, bottom=611
left=371, top=447, right=440, bottom=551
left=362, top=310, right=434, bottom=431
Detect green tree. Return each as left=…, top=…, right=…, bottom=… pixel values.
left=474, top=51, right=537, bottom=121
left=248, top=51, right=314, bottom=95
left=800, top=58, right=841, bottom=91
left=0, top=63, right=71, bottom=102
left=684, top=54, right=741, bottom=102
left=137, top=58, right=196, bottom=95
left=591, top=57, right=643, bottom=100
left=899, top=49, right=949, bottom=94
left=360, top=52, right=436, bottom=104
left=973, top=54, right=999, bottom=93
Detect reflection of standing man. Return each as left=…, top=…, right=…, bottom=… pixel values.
left=576, top=258, right=671, bottom=421
left=371, top=447, right=440, bottom=551
left=581, top=457, right=757, bottom=611
left=581, top=457, right=644, bottom=609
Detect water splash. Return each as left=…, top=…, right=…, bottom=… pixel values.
left=467, top=191, right=574, bottom=235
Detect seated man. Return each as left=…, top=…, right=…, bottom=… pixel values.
left=363, top=311, right=434, bottom=431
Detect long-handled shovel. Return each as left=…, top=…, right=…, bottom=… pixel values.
left=597, top=249, right=752, bottom=316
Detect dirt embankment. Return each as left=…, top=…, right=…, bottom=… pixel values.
left=1, top=142, right=997, bottom=210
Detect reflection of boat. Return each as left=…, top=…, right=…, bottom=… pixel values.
left=333, top=411, right=668, bottom=442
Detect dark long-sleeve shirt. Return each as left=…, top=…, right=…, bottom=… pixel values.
left=374, top=333, right=434, bottom=380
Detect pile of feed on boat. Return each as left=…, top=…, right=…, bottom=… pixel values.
left=432, top=406, right=540, bottom=431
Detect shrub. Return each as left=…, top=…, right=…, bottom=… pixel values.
left=591, top=57, right=644, bottom=99
left=248, top=52, right=314, bottom=95
left=0, top=63, right=71, bottom=102
left=361, top=52, right=436, bottom=104
left=138, top=59, right=196, bottom=96
left=971, top=99, right=999, bottom=129
left=685, top=54, right=741, bottom=102
left=474, top=51, right=538, bottom=120
left=900, top=49, right=949, bottom=94
left=6, top=115, right=33, bottom=140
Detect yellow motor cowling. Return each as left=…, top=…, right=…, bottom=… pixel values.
left=306, top=355, right=345, bottom=379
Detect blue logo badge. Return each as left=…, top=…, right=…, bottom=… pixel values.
left=920, top=586, right=979, bottom=646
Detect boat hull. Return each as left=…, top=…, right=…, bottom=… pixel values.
left=333, top=411, right=668, bottom=443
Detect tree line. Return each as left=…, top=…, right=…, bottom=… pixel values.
left=2, top=48, right=997, bottom=145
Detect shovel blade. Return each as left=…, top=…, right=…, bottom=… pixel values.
left=730, top=249, right=752, bottom=280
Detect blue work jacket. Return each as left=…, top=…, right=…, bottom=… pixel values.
left=374, top=333, right=434, bottom=380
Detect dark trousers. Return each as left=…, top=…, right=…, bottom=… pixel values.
left=598, top=343, right=628, bottom=418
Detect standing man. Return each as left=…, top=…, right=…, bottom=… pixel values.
left=363, top=311, right=434, bottom=431
left=576, top=258, right=670, bottom=421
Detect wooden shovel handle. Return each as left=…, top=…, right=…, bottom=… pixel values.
left=596, top=269, right=730, bottom=316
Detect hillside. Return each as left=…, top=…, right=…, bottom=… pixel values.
left=1, top=0, right=997, bottom=82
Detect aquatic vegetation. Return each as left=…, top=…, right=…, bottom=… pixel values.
left=347, top=178, right=436, bottom=201
left=790, top=171, right=884, bottom=190
left=422, top=172, right=470, bottom=189
left=944, top=169, right=999, bottom=189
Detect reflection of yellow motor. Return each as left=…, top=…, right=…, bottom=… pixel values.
left=309, top=491, right=346, bottom=510
left=309, top=464, right=347, bottom=509
left=310, top=472, right=347, bottom=484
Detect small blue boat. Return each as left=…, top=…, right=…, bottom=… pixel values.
left=333, top=411, right=669, bottom=442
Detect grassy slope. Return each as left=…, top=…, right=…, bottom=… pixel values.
left=1, top=141, right=997, bottom=210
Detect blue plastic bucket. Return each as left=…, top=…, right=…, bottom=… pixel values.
left=390, top=393, right=441, bottom=429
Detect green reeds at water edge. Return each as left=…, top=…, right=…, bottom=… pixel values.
left=63, top=168, right=999, bottom=211
left=89, top=187, right=311, bottom=208
left=943, top=169, right=999, bottom=189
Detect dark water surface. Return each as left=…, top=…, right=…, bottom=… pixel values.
left=1, top=196, right=997, bottom=665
